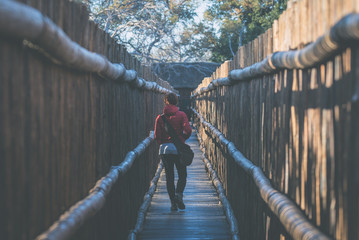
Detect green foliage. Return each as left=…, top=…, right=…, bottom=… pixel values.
left=203, top=0, right=288, bottom=62
left=85, top=0, right=196, bottom=63
left=84, top=0, right=287, bottom=63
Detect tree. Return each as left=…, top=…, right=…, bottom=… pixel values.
left=178, top=22, right=217, bottom=62
left=83, top=0, right=288, bottom=64
left=199, top=0, right=288, bottom=62
left=84, top=0, right=197, bottom=64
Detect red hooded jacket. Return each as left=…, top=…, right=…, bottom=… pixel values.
left=154, top=104, right=192, bottom=144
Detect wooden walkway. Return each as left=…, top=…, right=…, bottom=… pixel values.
left=137, top=132, right=232, bottom=240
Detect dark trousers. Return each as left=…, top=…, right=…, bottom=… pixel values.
left=161, top=154, right=187, bottom=200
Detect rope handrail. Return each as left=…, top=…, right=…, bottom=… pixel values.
left=192, top=13, right=359, bottom=98
left=192, top=108, right=331, bottom=240
left=0, top=0, right=174, bottom=94
left=36, top=132, right=155, bottom=240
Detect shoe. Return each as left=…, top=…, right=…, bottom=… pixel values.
left=175, top=193, right=185, bottom=210
left=170, top=200, right=178, bottom=211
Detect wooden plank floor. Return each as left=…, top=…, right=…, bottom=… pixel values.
left=137, top=132, right=232, bottom=240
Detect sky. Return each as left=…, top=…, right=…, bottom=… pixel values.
left=193, top=0, right=210, bottom=24
left=192, top=0, right=221, bottom=36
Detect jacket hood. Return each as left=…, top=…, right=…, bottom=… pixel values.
left=163, top=104, right=178, bottom=116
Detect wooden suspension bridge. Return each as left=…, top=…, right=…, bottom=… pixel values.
left=1, top=0, right=358, bottom=240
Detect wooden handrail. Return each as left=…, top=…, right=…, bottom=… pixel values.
left=192, top=108, right=331, bottom=240
left=0, top=0, right=173, bottom=94
left=36, top=132, right=155, bottom=240
left=192, top=14, right=359, bottom=97
left=128, top=161, right=164, bottom=240
left=195, top=129, right=240, bottom=240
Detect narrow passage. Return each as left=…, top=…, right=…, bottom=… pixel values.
left=137, top=131, right=232, bottom=240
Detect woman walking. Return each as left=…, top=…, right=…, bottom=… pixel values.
left=154, top=93, right=192, bottom=211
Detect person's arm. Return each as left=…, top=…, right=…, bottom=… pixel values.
left=182, top=114, right=192, bottom=140
left=154, top=115, right=163, bottom=144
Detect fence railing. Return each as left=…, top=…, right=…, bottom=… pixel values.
left=128, top=161, right=164, bottom=240
left=0, top=0, right=172, bottom=239
left=194, top=128, right=240, bottom=240
left=192, top=14, right=359, bottom=97
left=0, top=0, right=173, bottom=94
left=193, top=109, right=330, bottom=240
left=192, top=0, right=359, bottom=239
left=36, top=132, right=157, bottom=240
